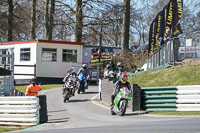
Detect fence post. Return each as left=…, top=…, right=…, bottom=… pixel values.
left=99, top=78, right=102, bottom=100
left=97, top=65, right=100, bottom=84
left=34, top=64, right=36, bottom=79
left=132, top=84, right=141, bottom=112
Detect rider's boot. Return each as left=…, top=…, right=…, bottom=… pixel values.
left=72, top=89, right=75, bottom=96
left=110, top=95, right=115, bottom=106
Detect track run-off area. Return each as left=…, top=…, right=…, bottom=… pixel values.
left=15, top=86, right=200, bottom=133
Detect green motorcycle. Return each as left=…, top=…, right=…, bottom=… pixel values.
left=111, top=87, right=132, bottom=116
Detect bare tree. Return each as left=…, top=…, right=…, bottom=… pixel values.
left=45, top=0, right=49, bottom=40
left=45, top=0, right=55, bottom=40
left=75, top=0, right=83, bottom=42
left=7, top=0, right=13, bottom=41
left=31, top=0, right=36, bottom=40
left=49, top=0, right=55, bottom=40
left=121, top=0, right=130, bottom=55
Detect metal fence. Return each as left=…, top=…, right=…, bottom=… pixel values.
left=178, top=38, right=200, bottom=61
left=0, top=49, right=14, bottom=96
left=147, top=38, right=200, bottom=69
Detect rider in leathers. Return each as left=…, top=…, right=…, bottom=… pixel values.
left=116, top=62, right=125, bottom=73
left=105, top=61, right=116, bottom=72
left=63, top=67, right=77, bottom=96
left=77, top=64, right=90, bottom=89
left=63, top=67, right=77, bottom=82
left=111, top=73, right=131, bottom=106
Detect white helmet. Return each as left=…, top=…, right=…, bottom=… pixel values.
left=82, top=64, right=87, bottom=69
left=117, top=62, right=121, bottom=66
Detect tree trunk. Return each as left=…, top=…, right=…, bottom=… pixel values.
left=31, top=0, right=36, bottom=40
left=121, top=0, right=130, bottom=55
left=7, top=0, right=13, bottom=41
left=45, top=0, right=49, bottom=40
left=48, top=0, right=55, bottom=40
left=114, top=36, right=118, bottom=47
left=75, top=0, right=83, bottom=43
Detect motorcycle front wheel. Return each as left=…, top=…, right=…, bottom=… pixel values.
left=119, top=101, right=127, bottom=116
left=63, top=90, right=70, bottom=103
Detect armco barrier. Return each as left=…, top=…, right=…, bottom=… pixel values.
left=0, top=96, right=39, bottom=126
left=141, top=85, right=200, bottom=111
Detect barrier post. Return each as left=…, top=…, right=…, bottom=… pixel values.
left=132, top=84, right=141, bottom=111
left=37, top=95, right=48, bottom=123
left=99, top=79, right=102, bottom=100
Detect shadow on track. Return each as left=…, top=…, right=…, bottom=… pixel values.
left=67, top=99, right=90, bottom=103
left=82, top=91, right=98, bottom=95
left=124, top=112, right=147, bottom=116
left=47, top=117, right=70, bottom=123
left=48, top=109, right=67, bottom=113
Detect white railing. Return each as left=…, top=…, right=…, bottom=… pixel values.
left=176, top=85, right=200, bottom=111
left=0, top=96, right=39, bottom=126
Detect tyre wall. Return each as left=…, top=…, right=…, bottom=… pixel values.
left=37, top=95, right=48, bottom=123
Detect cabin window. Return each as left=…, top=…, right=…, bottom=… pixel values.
left=42, top=48, right=57, bottom=62
left=0, top=49, right=8, bottom=64
left=20, top=48, right=31, bottom=61
left=62, top=49, right=77, bottom=62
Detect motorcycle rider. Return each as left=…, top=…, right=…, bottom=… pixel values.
left=104, top=61, right=116, bottom=78
left=77, top=64, right=90, bottom=89
left=105, top=61, right=116, bottom=72
left=63, top=67, right=77, bottom=96
left=63, top=67, right=77, bottom=82
left=116, top=62, right=125, bottom=73
left=115, top=62, right=125, bottom=80
left=110, top=73, right=131, bottom=106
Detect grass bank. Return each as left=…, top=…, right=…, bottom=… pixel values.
left=129, top=63, right=200, bottom=87
left=129, top=63, right=200, bottom=115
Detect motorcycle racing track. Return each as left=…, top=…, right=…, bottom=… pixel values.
left=19, top=86, right=200, bottom=133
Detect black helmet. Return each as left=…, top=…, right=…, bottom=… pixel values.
left=30, top=78, right=36, bottom=84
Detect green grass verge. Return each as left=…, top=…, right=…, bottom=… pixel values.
left=149, top=111, right=200, bottom=116
left=129, top=63, right=200, bottom=87
left=15, top=84, right=62, bottom=94
left=0, top=127, right=22, bottom=132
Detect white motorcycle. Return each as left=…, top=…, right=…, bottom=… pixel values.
left=104, top=69, right=116, bottom=79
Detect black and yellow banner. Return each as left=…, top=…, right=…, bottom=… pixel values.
left=148, top=0, right=183, bottom=55
left=148, top=11, right=165, bottom=55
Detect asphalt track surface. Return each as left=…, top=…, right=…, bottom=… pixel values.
left=14, top=86, right=200, bottom=133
